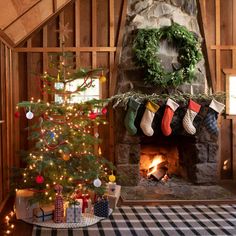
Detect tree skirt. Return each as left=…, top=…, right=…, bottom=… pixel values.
left=23, top=209, right=112, bottom=229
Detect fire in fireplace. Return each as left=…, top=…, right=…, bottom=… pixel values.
left=140, top=143, right=185, bottom=183
left=147, top=155, right=168, bottom=180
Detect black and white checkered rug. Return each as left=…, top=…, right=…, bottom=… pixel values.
left=32, top=204, right=236, bottom=236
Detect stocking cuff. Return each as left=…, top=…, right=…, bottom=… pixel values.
left=128, top=98, right=140, bottom=110
left=146, top=101, right=160, bottom=113
left=166, top=98, right=179, bottom=111
left=189, top=99, right=201, bottom=113
left=209, top=99, right=225, bottom=114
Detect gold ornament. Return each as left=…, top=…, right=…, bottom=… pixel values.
left=109, top=174, right=116, bottom=182
left=62, top=154, right=70, bottom=161
left=99, top=75, right=106, bottom=83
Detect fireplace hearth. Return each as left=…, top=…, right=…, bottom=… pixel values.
left=114, top=103, right=220, bottom=187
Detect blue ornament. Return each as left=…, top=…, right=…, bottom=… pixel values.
left=48, top=131, right=55, bottom=138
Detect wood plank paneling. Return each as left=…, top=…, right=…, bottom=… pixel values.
left=202, top=0, right=236, bottom=179
left=0, top=41, right=15, bottom=210
left=80, top=0, right=92, bottom=47
left=75, top=0, right=80, bottom=66
left=110, top=0, right=127, bottom=96
left=198, top=0, right=216, bottom=90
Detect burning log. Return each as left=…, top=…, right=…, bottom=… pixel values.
left=147, top=159, right=168, bottom=181
left=148, top=160, right=168, bottom=173
left=148, top=167, right=168, bottom=181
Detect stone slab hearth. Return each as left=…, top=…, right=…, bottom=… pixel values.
left=120, top=177, right=236, bottom=202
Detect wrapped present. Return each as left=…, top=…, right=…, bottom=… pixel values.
left=107, top=182, right=117, bottom=195
left=73, top=192, right=91, bottom=213
left=66, top=202, right=82, bottom=223
left=105, top=185, right=121, bottom=209
left=94, top=196, right=109, bottom=218
left=15, top=189, right=39, bottom=219
left=54, top=184, right=64, bottom=223
left=33, top=205, right=54, bottom=222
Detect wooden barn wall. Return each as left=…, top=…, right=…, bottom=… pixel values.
left=0, top=39, right=19, bottom=211
left=199, top=0, right=236, bottom=180
left=14, top=0, right=127, bottom=164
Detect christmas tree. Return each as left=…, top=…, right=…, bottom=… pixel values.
left=13, top=31, right=113, bottom=204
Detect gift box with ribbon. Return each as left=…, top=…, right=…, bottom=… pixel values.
left=72, top=191, right=92, bottom=213
left=15, top=189, right=39, bottom=220
left=33, top=205, right=54, bottom=222
left=66, top=202, right=82, bottom=223
left=104, top=184, right=121, bottom=209
left=93, top=196, right=109, bottom=218
left=107, top=182, right=117, bottom=196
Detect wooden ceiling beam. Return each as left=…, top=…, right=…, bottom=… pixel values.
left=0, top=29, right=15, bottom=48
left=2, top=0, right=42, bottom=31
left=14, top=0, right=74, bottom=47
left=14, top=46, right=116, bottom=52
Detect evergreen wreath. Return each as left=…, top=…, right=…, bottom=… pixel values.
left=133, top=23, right=203, bottom=88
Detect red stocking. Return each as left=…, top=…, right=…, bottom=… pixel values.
left=161, top=98, right=179, bottom=136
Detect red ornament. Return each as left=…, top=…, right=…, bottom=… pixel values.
left=14, top=111, right=20, bottom=118
left=89, top=111, right=97, bottom=120
left=101, top=107, right=107, bottom=115
left=36, top=175, right=44, bottom=184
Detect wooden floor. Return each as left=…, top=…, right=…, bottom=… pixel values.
left=0, top=197, right=32, bottom=236
left=1, top=181, right=236, bottom=236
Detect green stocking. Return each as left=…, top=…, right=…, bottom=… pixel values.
left=124, top=98, right=140, bottom=135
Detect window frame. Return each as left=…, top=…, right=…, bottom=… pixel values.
left=223, top=69, right=236, bottom=118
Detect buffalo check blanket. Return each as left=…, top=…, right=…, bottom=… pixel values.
left=32, top=204, right=236, bottom=236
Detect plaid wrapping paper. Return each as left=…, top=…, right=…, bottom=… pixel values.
left=94, top=198, right=109, bottom=218
left=32, top=204, right=236, bottom=236
left=66, top=203, right=82, bottom=223
left=54, top=195, right=64, bottom=223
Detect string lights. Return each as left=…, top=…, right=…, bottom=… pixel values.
left=2, top=211, right=15, bottom=235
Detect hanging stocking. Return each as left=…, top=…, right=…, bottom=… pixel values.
left=182, top=99, right=201, bottom=135
left=204, top=99, right=225, bottom=136
left=161, top=98, right=179, bottom=136
left=140, top=101, right=160, bottom=136
left=124, top=98, right=140, bottom=135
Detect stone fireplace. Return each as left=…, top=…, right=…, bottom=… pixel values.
left=115, top=103, right=219, bottom=186
left=112, top=0, right=221, bottom=189
left=109, top=0, right=236, bottom=202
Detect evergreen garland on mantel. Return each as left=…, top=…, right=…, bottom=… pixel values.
left=110, top=91, right=225, bottom=109
left=133, top=23, right=203, bottom=88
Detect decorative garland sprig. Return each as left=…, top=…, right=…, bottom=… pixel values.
left=133, top=23, right=203, bottom=88
left=110, top=91, right=225, bottom=109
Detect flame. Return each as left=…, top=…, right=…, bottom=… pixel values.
left=147, top=155, right=165, bottom=176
